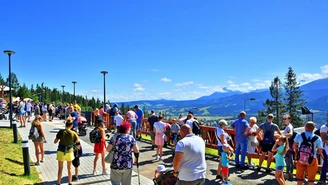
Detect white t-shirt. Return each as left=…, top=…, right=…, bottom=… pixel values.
left=283, top=124, right=294, bottom=135
left=185, top=119, right=194, bottom=130
left=320, top=124, right=328, bottom=146
left=175, top=134, right=207, bottom=181
left=114, top=115, right=123, bottom=127
left=215, top=128, right=229, bottom=146
left=154, top=121, right=166, bottom=133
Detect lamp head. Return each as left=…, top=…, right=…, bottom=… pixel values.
left=3, top=50, right=15, bottom=55
left=101, top=71, right=108, bottom=75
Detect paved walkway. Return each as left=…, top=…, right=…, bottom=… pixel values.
left=0, top=118, right=153, bottom=185
left=0, top=118, right=299, bottom=185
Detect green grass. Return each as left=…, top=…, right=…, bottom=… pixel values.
left=142, top=134, right=321, bottom=180
left=0, top=128, right=42, bottom=185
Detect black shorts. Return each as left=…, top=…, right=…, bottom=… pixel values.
left=72, top=157, right=80, bottom=168
left=260, top=142, right=274, bottom=153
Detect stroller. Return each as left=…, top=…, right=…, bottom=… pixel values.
left=0, top=108, right=7, bottom=120
left=78, top=116, right=87, bottom=136
left=153, top=169, right=177, bottom=185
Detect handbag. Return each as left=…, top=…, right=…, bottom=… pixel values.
left=105, top=134, right=118, bottom=163
left=248, top=135, right=259, bottom=147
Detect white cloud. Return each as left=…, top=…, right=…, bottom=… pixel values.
left=321, top=65, right=328, bottom=75
left=227, top=80, right=234, bottom=84
left=299, top=64, right=328, bottom=84
left=241, top=83, right=251, bottom=86
left=133, top=83, right=145, bottom=92
left=160, top=77, right=172, bottom=82
left=90, top=89, right=101, bottom=93
left=144, top=80, right=149, bottom=83
left=175, top=81, right=194, bottom=87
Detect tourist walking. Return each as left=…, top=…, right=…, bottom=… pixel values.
left=246, top=117, right=259, bottom=168
left=154, top=115, right=166, bottom=160
left=54, top=117, right=79, bottom=185
left=272, top=136, right=289, bottom=185
left=34, top=103, right=40, bottom=116
left=257, top=114, right=282, bottom=172
left=173, top=124, right=206, bottom=185
left=107, top=121, right=140, bottom=185
left=25, top=100, right=32, bottom=122
left=282, top=114, right=295, bottom=180
left=19, top=98, right=26, bottom=127
left=294, top=121, right=322, bottom=185
left=215, top=119, right=232, bottom=179
left=110, top=103, right=119, bottom=131
left=93, top=118, right=107, bottom=175
left=148, top=110, right=159, bottom=150
left=231, top=111, right=250, bottom=169
left=114, top=110, right=123, bottom=132
left=134, top=105, right=144, bottom=140
left=41, top=103, right=47, bottom=121
left=126, top=108, right=138, bottom=138
left=221, top=144, right=233, bottom=185
left=29, top=115, right=47, bottom=165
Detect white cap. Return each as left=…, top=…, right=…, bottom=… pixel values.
left=157, top=165, right=166, bottom=172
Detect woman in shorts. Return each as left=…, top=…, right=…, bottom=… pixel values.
left=54, top=117, right=79, bottom=185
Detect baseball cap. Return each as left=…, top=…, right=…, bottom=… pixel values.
left=157, top=165, right=166, bottom=172
left=96, top=117, right=106, bottom=124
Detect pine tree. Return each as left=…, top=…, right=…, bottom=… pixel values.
left=263, top=76, right=284, bottom=128
left=284, top=67, right=306, bottom=127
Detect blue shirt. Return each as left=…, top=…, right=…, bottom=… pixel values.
left=221, top=152, right=229, bottom=167
left=276, top=145, right=286, bottom=167
left=136, top=109, right=143, bottom=123
left=231, top=118, right=249, bottom=143
left=294, top=132, right=323, bottom=158
left=70, top=112, right=79, bottom=128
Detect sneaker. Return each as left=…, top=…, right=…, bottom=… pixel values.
left=35, top=162, right=40, bottom=166
left=241, top=166, right=249, bottom=170
left=156, top=155, right=160, bottom=160
left=248, top=163, right=256, bottom=167
left=92, top=170, right=97, bottom=175
left=159, top=157, right=164, bottom=161
left=102, top=171, right=109, bottom=175
left=222, top=180, right=232, bottom=185
left=72, top=176, right=79, bottom=182
left=266, top=168, right=272, bottom=173
left=236, top=164, right=241, bottom=168
left=40, top=158, right=44, bottom=163
left=289, top=173, right=293, bottom=180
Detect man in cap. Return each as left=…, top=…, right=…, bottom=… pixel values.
left=231, top=111, right=250, bottom=170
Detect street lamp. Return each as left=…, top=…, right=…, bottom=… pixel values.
left=72, top=81, right=77, bottom=100
left=244, top=98, right=255, bottom=111
left=61, top=85, right=65, bottom=104
left=100, top=71, right=108, bottom=110
left=3, top=50, right=17, bottom=143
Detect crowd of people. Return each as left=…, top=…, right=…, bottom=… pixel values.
left=14, top=98, right=328, bottom=185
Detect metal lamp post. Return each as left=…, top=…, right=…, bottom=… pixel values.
left=72, top=81, right=77, bottom=100
left=3, top=50, right=17, bottom=143
left=100, top=71, right=108, bottom=110
left=244, top=98, right=255, bottom=111
left=61, top=85, right=65, bottom=104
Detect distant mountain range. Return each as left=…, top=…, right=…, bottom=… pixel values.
left=116, top=78, right=328, bottom=124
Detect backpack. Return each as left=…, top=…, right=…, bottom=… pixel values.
left=89, top=128, right=101, bottom=143
left=192, top=120, right=200, bottom=135
left=109, top=107, right=116, bottom=116
left=262, top=124, right=273, bottom=145
left=296, top=132, right=319, bottom=165
left=28, top=126, right=39, bottom=140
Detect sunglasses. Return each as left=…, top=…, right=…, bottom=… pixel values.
left=283, top=118, right=290, bottom=120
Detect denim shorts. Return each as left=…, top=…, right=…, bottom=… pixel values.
left=276, top=166, right=284, bottom=170
left=136, top=121, right=142, bottom=130
left=217, top=146, right=223, bottom=156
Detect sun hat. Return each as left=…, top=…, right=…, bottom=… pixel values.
left=157, top=165, right=166, bottom=172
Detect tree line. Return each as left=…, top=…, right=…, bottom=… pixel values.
left=259, top=67, right=306, bottom=128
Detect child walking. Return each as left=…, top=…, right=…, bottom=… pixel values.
left=272, top=136, right=289, bottom=185
left=221, top=144, right=233, bottom=185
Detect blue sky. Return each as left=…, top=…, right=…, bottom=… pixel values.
left=1, top=0, right=328, bottom=102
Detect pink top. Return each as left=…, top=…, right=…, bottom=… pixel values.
left=99, top=109, right=104, bottom=117
left=126, top=110, right=138, bottom=121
